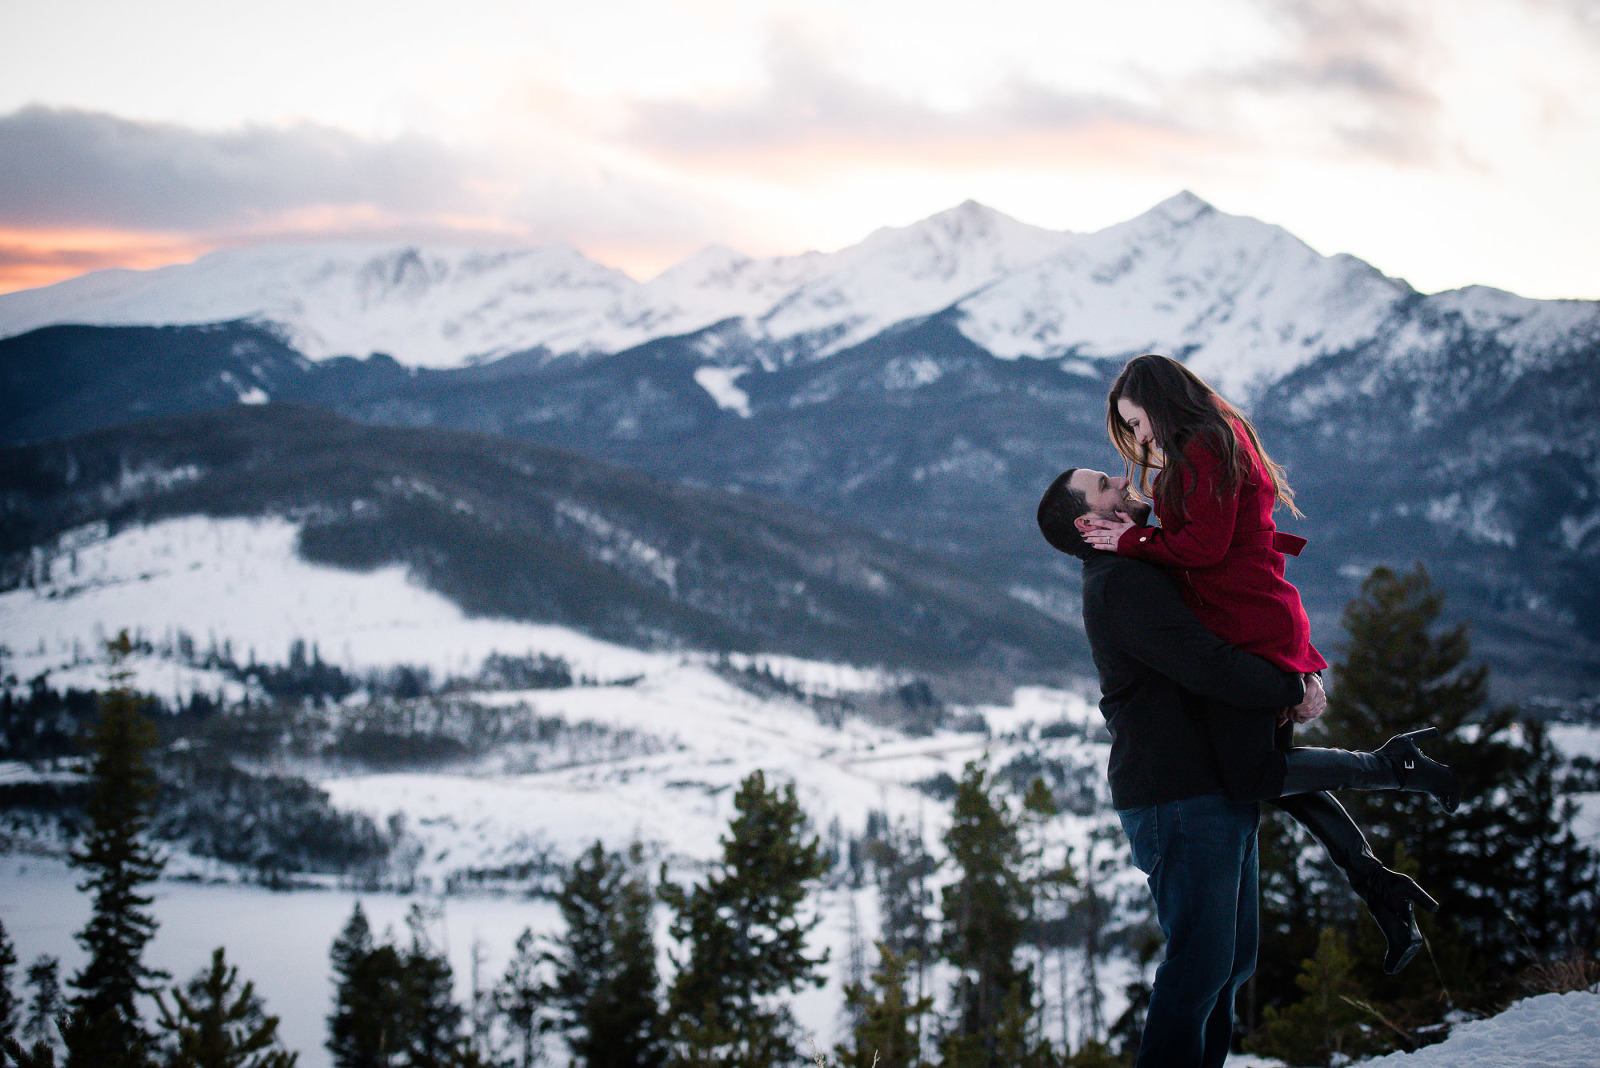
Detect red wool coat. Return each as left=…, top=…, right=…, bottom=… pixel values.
left=1115, top=419, right=1327, bottom=674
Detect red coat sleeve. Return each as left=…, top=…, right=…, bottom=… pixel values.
left=1116, top=439, right=1236, bottom=568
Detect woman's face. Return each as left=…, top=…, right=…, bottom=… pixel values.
left=1117, top=396, right=1157, bottom=451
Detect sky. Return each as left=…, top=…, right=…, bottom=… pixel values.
left=0, top=0, right=1596, bottom=299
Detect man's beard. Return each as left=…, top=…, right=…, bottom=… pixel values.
left=1102, top=494, right=1152, bottom=525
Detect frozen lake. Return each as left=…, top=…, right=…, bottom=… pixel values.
left=1, top=854, right=922, bottom=1067
left=0, top=854, right=562, bottom=1066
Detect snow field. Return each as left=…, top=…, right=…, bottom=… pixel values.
left=0, top=515, right=669, bottom=692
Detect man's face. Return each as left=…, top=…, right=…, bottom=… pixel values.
left=1068, top=469, right=1152, bottom=524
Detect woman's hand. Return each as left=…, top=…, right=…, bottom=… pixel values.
left=1289, top=673, right=1326, bottom=723
left=1077, top=511, right=1139, bottom=553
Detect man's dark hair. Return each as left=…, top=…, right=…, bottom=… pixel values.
left=1038, top=469, right=1095, bottom=561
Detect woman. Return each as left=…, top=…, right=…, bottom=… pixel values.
left=1080, top=354, right=1457, bottom=974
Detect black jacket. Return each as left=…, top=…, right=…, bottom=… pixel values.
left=1082, top=555, right=1305, bottom=809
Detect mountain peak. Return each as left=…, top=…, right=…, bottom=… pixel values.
left=1150, top=190, right=1216, bottom=226
left=853, top=200, right=1074, bottom=266
left=913, top=199, right=1032, bottom=243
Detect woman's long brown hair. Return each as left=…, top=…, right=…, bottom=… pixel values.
left=1106, top=354, right=1302, bottom=520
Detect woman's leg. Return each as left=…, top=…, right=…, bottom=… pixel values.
left=1277, top=727, right=1460, bottom=813
left=1267, top=792, right=1439, bottom=974
left=1195, top=702, right=1450, bottom=973
left=1203, top=702, right=1459, bottom=812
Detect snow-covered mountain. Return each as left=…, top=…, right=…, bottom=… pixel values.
left=0, top=200, right=1078, bottom=370
left=6, top=192, right=1597, bottom=398
left=954, top=191, right=1413, bottom=395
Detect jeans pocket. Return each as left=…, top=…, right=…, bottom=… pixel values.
left=1118, top=805, right=1161, bottom=875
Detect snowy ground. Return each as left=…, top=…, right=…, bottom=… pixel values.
left=1357, top=990, right=1600, bottom=1067
left=0, top=516, right=676, bottom=697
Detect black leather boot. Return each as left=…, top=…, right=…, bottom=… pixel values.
left=1358, top=866, right=1440, bottom=975
left=1277, top=727, right=1460, bottom=813
left=1271, top=792, right=1440, bottom=974
left=1375, top=728, right=1461, bottom=813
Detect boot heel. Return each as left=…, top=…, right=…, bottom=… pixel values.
left=1398, top=875, right=1440, bottom=913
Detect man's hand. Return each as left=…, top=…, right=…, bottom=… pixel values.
left=1077, top=511, right=1139, bottom=553
left=1289, top=673, right=1326, bottom=723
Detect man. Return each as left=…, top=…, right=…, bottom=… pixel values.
left=1038, top=468, right=1321, bottom=1068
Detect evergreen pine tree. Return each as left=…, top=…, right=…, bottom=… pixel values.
left=1064, top=827, right=1117, bottom=1048
left=1245, top=928, right=1384, bottom=1068
left=988, top=986, right=1054, bottom=1068
left=1312, top=565, right=1600, bottom=985
left=1499, top=720, right=1600, bottom=961
left=326, top=903, right=406, bottom=1068
left=938, top=763, right=1033, bottom=1068
left=546, top=842, right=663, bottom=1068
left=1312, top=565, right=1523, bottom=968
left=1250, top=803, right=1342, bottom=1026
left=398, top=905, right=464, bottom=1068
left=497, top=930, right=543, bottom=1068
left=0, top=918, right=17, bottom=1048
left=2, top=1035, right=60, bottom=1068
left=155, top=946, right=298, bottom=1067
left=23, top=956, right=63, bottom=1053
left=465, top=939, right=495, bottom=1067
left=661, top=770, right=829, bottom=1068
left=835, top=945, right=932, bottom=1068
left=66, top=633, right=167, bottom=1064
left=871, top=818, right=937, bottom=1007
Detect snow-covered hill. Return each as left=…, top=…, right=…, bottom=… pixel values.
left=0, top=201, right=1077, bottom=369
left=1356, top=990, right=1600, bottom=1067
left=4, top=503, right=1598, bottom=1068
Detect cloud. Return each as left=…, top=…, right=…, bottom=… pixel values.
left=0, top=105, right=749, bottom=288
left=0, top=106, right=481, bottom=230
left=623, top=34, right=1193, bottom=172
left=1210, top=0, right=1442, bottom=161
left=616, top=8, right=1449, bottom=178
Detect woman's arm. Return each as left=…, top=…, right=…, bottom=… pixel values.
left=1110, top=439, right=1237, bottom=568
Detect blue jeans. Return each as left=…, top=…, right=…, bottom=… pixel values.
left=1118, top=793, right=1261, bottom=1068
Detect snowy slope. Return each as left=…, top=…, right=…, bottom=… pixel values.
left=1356, top=991, right=1600, bottom=1067
left=0, top=243, right=645, bottom=368
left=727, top=200, right=1080, bottom=361
left=0, top=516, right=665, bottom=697
left=955, top=191, right=1414, bottom=396
left=7, top=513, right=1598, bottom=1068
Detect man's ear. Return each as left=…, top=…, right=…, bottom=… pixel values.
left=1073, top=516, right=1095, bottom=534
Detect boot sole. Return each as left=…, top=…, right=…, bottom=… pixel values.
left=1385, top=937, right=1423, bottom=975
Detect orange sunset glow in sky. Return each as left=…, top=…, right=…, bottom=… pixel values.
left=1, top=0, right=1597, bottom=298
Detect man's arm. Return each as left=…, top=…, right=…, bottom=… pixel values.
left=1101, top=561, right=1303, bottom=709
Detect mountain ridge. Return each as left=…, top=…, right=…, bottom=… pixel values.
left=0, top=192, right=1505, bottom=397
left=0, top=403, right=1079, bottom=674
